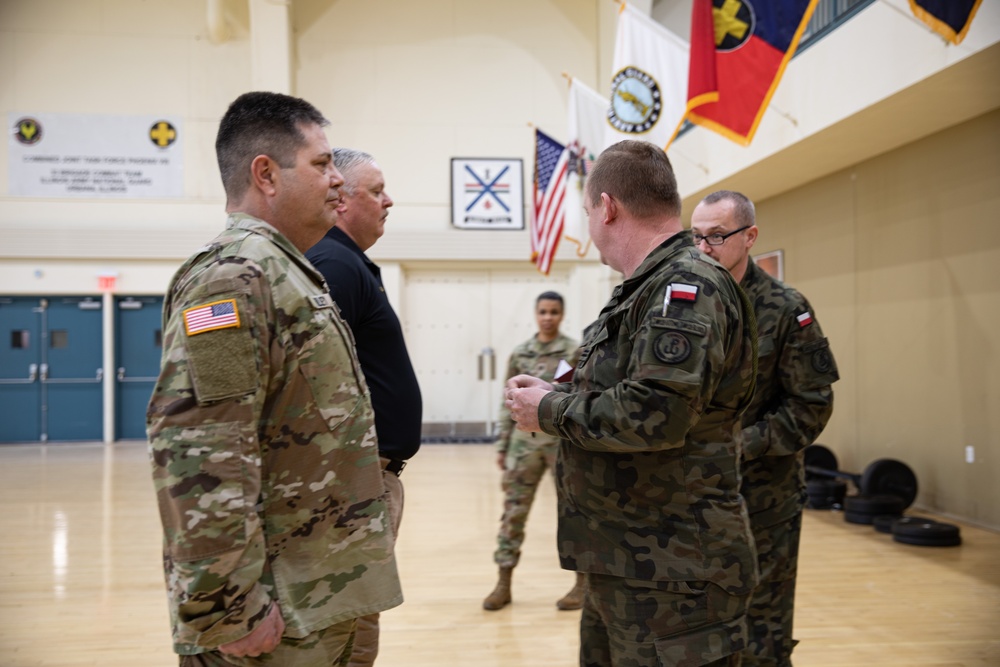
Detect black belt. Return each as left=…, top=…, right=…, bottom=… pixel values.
left=382, top=457, right=406, bottom=477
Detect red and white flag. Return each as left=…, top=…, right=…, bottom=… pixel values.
left=670, top=283, right=699, bottom=301
left=797, top=311, right=813, bottom=327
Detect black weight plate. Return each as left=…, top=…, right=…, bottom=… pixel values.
left=892, top=521, right=961, bottom=547
left=803, top=444, right=838, bottom=479
left=807, top=497, right=834, bottom=510
left=843, top=494, right=905, bottom=515
left=860, top=459, right=918, bottom=509
left=872, top=515, right=898, bottom=533
left=844, top=510, right=877, bottom=525
left=806, top=479, right=847, bottom=509
left=892, top=519, right=957, bottom=540
left=892, top=516, right=938, bottom=530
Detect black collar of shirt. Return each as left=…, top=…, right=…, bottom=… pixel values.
left=326, top=226, right=380, bottom=278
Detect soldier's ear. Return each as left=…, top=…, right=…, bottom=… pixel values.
left=745, top=225, right=759, bottom=249
left=601, top=192, right=617, bottom=223
left=251, top=155, right=279, bottom=197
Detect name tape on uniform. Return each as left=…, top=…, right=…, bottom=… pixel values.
left=310, top=294, right=335, bottom=310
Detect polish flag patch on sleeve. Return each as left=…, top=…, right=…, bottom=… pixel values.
left=796, top=311, right=813, bottom=328
left=183, top=299, right=240, bottom=335
left=669, top=283, right=698, bottom=302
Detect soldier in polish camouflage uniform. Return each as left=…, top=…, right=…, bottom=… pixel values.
left=692, top=191, right=839, bottom=667
left=506, top=141, right=759, bottom=667
left=147, top=92, right=401, bottom=667
left=483, top=291, right=581, bottom=612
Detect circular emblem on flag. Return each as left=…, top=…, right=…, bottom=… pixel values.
left=14, top=117, right=43, bottom=145
left=608, top=66, right=662, bottom=134
left=149, top=120, right=177, bottom=148
left=654, top=331, right=692, bottom=364
left=713, top=0, right=756, bottom=52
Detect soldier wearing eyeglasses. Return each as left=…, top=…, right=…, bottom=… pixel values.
left=691, top=190, right=840, bottom=667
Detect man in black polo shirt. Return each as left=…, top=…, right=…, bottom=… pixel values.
left=306, top=148, right=422, bottom=667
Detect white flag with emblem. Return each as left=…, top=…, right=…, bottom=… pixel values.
left=564, top=77, right=610, bottom=258
left=606, top=3, right=690, bottom=151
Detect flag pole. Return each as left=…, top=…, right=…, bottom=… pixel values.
left=768, top=104, right=800, bottom=128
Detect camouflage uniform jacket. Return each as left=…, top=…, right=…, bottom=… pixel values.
left=495, top=332, right=580, bottom=453
left=538, top=233, right=759, bottom=595
left=739, top=258, right=838, bottom=525
left=147, top=214, right=402, bottom=655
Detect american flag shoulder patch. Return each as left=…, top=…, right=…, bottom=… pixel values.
left=183, top=298, right=240, bottom=336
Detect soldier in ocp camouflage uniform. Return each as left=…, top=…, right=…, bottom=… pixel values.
left=506, top=141, right=759, bottom=667
left=692, top=191, right=839, bottom=667
left=483, top=291, right=582, bottom=611
left=147, top=92, right=401, bottom=667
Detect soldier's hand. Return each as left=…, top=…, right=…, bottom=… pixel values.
left=218, top=601, right=285, bottom=657
left=506, top=374, right=553, bottom=392
left=506, top=386, right=547, bottom=432
left=496, top=450, right=507, bottom=470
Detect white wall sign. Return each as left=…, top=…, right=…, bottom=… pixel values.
left=450, top=157, right=524, bottom=230
left=8, top=112, right=183, bottom=198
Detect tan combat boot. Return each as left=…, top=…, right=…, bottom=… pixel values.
left=555, top=572, right=586, bottom=610
left=483, top=566, right=513, bottom=610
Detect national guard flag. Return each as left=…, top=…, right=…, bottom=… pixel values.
left=606, top=2, right=691, bottom=151
left=909, top=0, right=982, bottom=45
left=686, top=0, right=819, bottom=146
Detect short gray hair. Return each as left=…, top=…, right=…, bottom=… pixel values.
left=333, top=148, right=375, bottom=195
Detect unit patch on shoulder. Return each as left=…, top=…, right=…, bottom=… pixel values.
left=183, top=299, right=240, bottom=336
left=796, top=311, right=813, bottom=328
left=654, top=331, right=691, bottom=364
left=812, top=347, right=833, bottom=374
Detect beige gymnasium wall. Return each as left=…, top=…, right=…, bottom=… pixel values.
left=742, top=109, right=1000, bottom=529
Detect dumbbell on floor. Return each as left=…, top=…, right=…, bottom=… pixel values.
left=803, top=444, right=919, bottom=510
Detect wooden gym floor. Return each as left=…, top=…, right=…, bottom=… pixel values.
left=0, top=442, right=998, bottom=666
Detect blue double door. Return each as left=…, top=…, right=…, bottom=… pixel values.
left=0, top=296, right=163, bottom=443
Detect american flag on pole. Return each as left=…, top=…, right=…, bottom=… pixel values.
left=183, top=299, right=240, bottom=336
left=531, top=128, right=569, bottom=275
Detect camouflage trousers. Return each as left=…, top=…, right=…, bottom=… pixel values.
left=348, top=463, right=405, bottom=667
left=580, top=574, right=749, bottom=667
left=493, top=437, right=558, bottom=567
left=741, top=511, right=803, bottom=667
left=179, top=618, right=356, bottom=667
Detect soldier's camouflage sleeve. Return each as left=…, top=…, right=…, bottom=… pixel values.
left=148, top=253, right=275, bottom=649
left=537, top=267, right=746, bottom=454
left=497, top=334, right=581, bottom=452
left=741, top=264, right=839, bottom=461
